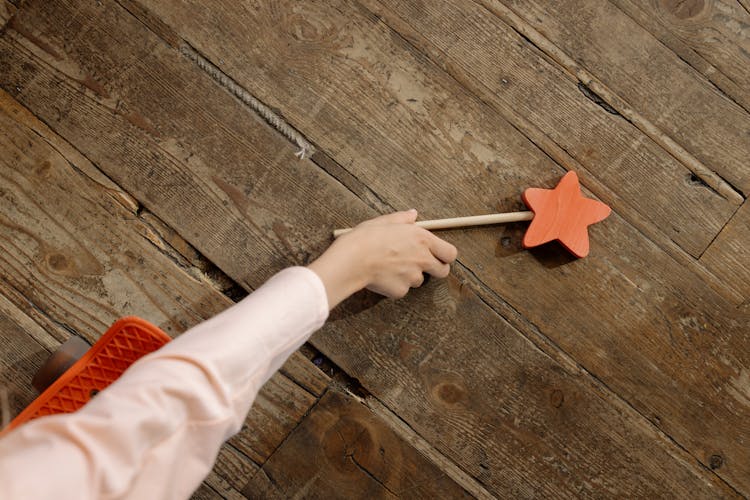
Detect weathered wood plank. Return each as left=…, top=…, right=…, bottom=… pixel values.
left=201, top=447, right=253, bottom=500
left=53, top=0, right=750, bottom=492
left=0, top=0, right=742, bottom=496
left=701, top=201, right=750, bottom=299
left=279, top=351, right=330, bottom=398
left=610, top=0, right=750, bottom=111
left=210, top=445, right=260, bottom=494
left=230, top=369, right=318, bottom=465
left=127, top=0, right=740, bottom=259
left=0, top=1, right=15, bottom=28
left=0, top=293, right=55, bottom=428
left=189, top=483, right=223, bottom=500
left=243, top=389, right=473, bottom=499
left=486, top=0, right=750, bottom=194
left=0, top=90, right=328, bottom=489
left=0, top=96, right=207, bottom=339
left=0, top=1, right=14, bottom=27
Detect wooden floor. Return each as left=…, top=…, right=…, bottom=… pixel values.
left=1, top=0, right=749, bottom=498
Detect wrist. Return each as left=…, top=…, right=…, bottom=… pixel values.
left=307, top=240, right=370, bottom=309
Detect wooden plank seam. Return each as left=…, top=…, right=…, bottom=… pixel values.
left=608, top=0, right=750, bottom=115
left=475, top=0, right=746, bottom=204
left=180, top=43, right=316, bottom=160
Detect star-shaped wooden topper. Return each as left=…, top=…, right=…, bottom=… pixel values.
left=522, top=171, right=611, bottom=258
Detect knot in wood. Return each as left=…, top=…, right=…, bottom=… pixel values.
left=661, top=0, right=705, bottom=19
left=46, top=252, right=70, bottom=272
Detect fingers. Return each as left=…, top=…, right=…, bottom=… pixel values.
left=366, top=283, right=410, bottom=299
left=424, top=258, right=451, bottom=279
left=423, top=230, right=458, bottom=264
left=409, top=271, right=425, bottom=288
left=360, top=209, right=418, bottom=227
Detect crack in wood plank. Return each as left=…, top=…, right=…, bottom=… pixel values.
left=363, top=394, right=496, bottom=499
left=107, top=0, right=742, bottom=303
left=173, top=42, right=750, bottom=491
left=359, top=0, right=745, bottom=304
left=450, top=261, right=746, bottom=498
left=2, top=0, right=748, bottom=494
left=186, top=59, right=745, bottom=494
left=610, top=0, right=750, bottom=112
left=0, top=89, right=334, bottom=497
left=472, top=0, right=746, bottom=203
left=103, top=0, right=748, bottom=490
left=0, top=87, right=246, bottom=304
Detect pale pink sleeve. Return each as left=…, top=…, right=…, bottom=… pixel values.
left=0, top=266, right=329, bottom=500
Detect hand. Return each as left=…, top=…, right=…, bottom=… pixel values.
left=308, top=210, right=458, bottom=309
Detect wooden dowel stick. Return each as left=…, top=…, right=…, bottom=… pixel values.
left=333, top=211, right=534, bottom=238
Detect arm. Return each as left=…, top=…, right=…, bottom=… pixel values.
left=0, top=211, right=457, bottom=500
left=0, top=267, right=328, bottom=500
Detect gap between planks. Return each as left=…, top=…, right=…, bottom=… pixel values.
left=471, top=0, right=745, bottom=203
left=450, top=262, right=745, bottom=497
left=158, top=33, right=739, bottom=492
left=191, top=0, right=741, bottom=298
left=255, top=344, right=496, bottom=498
left=1, top=87, right=245, bottom=300
left=0, top=84, right=490, bottom=498
left=0, top=89, right=303, bottom=492
left=607, top=0, right=750, bottom=114
left=697, top=199, right=747, bottom=260
left=108, top=0, right=749, bottom=463
left=356, top=0, right=746, bottom=305
left=164, top=25, right=746, bottom=492
left=5, top=2, right=744, bottom=492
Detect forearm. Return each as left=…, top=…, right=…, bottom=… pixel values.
left=0, top=267, right=328, bottom=500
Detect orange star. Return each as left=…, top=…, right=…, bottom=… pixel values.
left=522, top=172, right=611, bottom=258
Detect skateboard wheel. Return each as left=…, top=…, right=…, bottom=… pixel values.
left=32, top=336, right=90, bottom=393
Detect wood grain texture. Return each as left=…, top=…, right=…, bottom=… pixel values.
left=189, top=483, right=223, bottom=500
left=278, top=352, right=330, bottom=398
left=612, top=0, right=750, bottom=111
left=71, top=0, right=750, bottom=492
left=179, top=6, right=734, bottom=256
left=201, top=447, right=256, bottom=500
left=229, top=369, right=318, bottom=465
left=0, top=293, right=56, bottom=428
left=490, top=0, right=750, bottom=194
left=0, top=1, right=743, bottom=496
left=0, top=1, right=15, bottom=28
left=143, top=2, right=735, bottom=262
left=701, top=201, right=750, bottom=300
left=0, top=90, right=329, bottom=490
left=0, top=95, right=206, bottom=340
left=129, top=0, right=739, bottom=259
left=521, top=171, right=611, bottom=258
left=242, top=389, right=473, bottom=499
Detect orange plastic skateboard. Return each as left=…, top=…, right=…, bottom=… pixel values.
left=2, top=317, right=170, bottom=435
